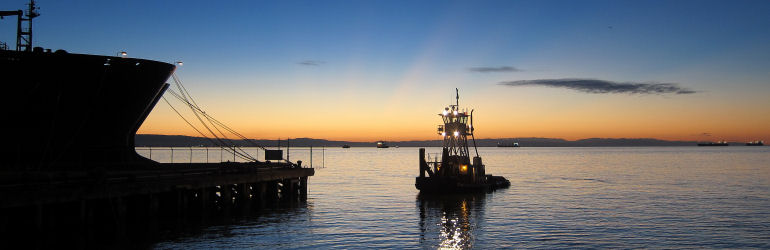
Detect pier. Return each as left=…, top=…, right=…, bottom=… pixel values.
left=0, top=162, right=313, bottom=247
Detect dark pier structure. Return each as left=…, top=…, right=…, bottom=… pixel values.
left=0, top=162, right=313, bottom=247
left=0, top=1, right=314, bottom=247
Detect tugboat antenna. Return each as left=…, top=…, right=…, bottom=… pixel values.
left=455, top=88, right=459, bottom=108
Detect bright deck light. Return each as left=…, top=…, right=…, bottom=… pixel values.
left=454, top=131, right=459, bottom=137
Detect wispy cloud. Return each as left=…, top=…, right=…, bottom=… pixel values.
left=468, top=66, right=521, bottom=73
left=298, top=60, right=324, bottom=66
left=499, top=78, right=697, bottom=95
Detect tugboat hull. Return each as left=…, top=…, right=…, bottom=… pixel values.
left=416, top=175, right=510, bottom=193
left=416, top=176, right=488, bottom=193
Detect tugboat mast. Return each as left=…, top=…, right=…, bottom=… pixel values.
left=439, top=88, right=478, bottom=159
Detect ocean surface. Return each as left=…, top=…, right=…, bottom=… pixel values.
left=149, top=146, right=770, bottom=249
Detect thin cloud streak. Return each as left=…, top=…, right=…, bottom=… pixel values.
left=298, top=60, right=324, bottom=66
left=499, top=78, right=697, bottom=95
left=469, top=66, right=521, bottom=73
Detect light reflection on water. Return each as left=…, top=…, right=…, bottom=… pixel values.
left=153, top=147, right=770, bottom=249
left=418, top=193, right=485, bottom=249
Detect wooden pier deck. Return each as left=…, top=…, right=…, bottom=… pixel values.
left=0, top=162, right=314, bottom=247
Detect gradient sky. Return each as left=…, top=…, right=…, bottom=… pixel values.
left=4, top=0, right=769, bottom=141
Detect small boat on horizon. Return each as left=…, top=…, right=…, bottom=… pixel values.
left=376, top=141, right=389, bottom=148
left=746, top=140, right=764, bottom=146
left=342, top=144, right=351, bottom=148
left=497, top=142, right=519, bottom=147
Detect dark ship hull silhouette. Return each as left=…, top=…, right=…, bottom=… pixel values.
left=1, top=49, right=175, bottom=169
left=2, top=0, right=176, bottom=170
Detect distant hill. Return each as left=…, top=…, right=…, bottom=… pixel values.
left=135, top=134, right=698, bottom=147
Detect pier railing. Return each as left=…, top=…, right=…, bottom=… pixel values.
left=135, top=147, right=325, bottom=168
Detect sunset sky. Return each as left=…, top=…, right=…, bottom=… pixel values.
left=5, top=0, right=769, bottom=142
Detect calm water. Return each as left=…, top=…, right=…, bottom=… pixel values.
left=152, top=147, right=770, bottom=249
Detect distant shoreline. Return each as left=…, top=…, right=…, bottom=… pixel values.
left=135, top=134, right=728, bottom=147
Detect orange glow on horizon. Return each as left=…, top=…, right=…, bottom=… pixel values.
left=139, top=75, right=770, bottom=143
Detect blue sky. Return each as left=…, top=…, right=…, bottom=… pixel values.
left=6, top=0, right=768, bottom=77
left=2, top=0, right=769, bottom=140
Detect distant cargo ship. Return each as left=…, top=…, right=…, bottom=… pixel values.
left=697, top=141, right=729, bottom=146
left=746, top=141, right=764, bottom=146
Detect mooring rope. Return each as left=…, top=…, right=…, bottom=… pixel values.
left=161, top=96, right=254, bottom=162
left=162, top=73, right=295, bottom=164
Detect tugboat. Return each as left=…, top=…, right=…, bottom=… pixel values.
left=416, top=89, right=509, bottom=193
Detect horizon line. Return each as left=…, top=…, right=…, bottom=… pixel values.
left=136, top=134, right=763, bottom=143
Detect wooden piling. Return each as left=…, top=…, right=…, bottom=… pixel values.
left=300, top=176, right=308, bottom=196
left=0, top=162, right=314, bottom=246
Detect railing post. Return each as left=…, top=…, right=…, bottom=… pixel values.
left=287, top=138, right=290, bottom=163
left=190, top=147, right=193, bottom=164
left=149, top=146, right=152, bottom=160
left=206, top=147, right=209, bottom=163
left=310, top=145, right=313, bottom=168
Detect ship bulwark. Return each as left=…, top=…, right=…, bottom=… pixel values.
left=1, top=50, right=175, bottom=170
